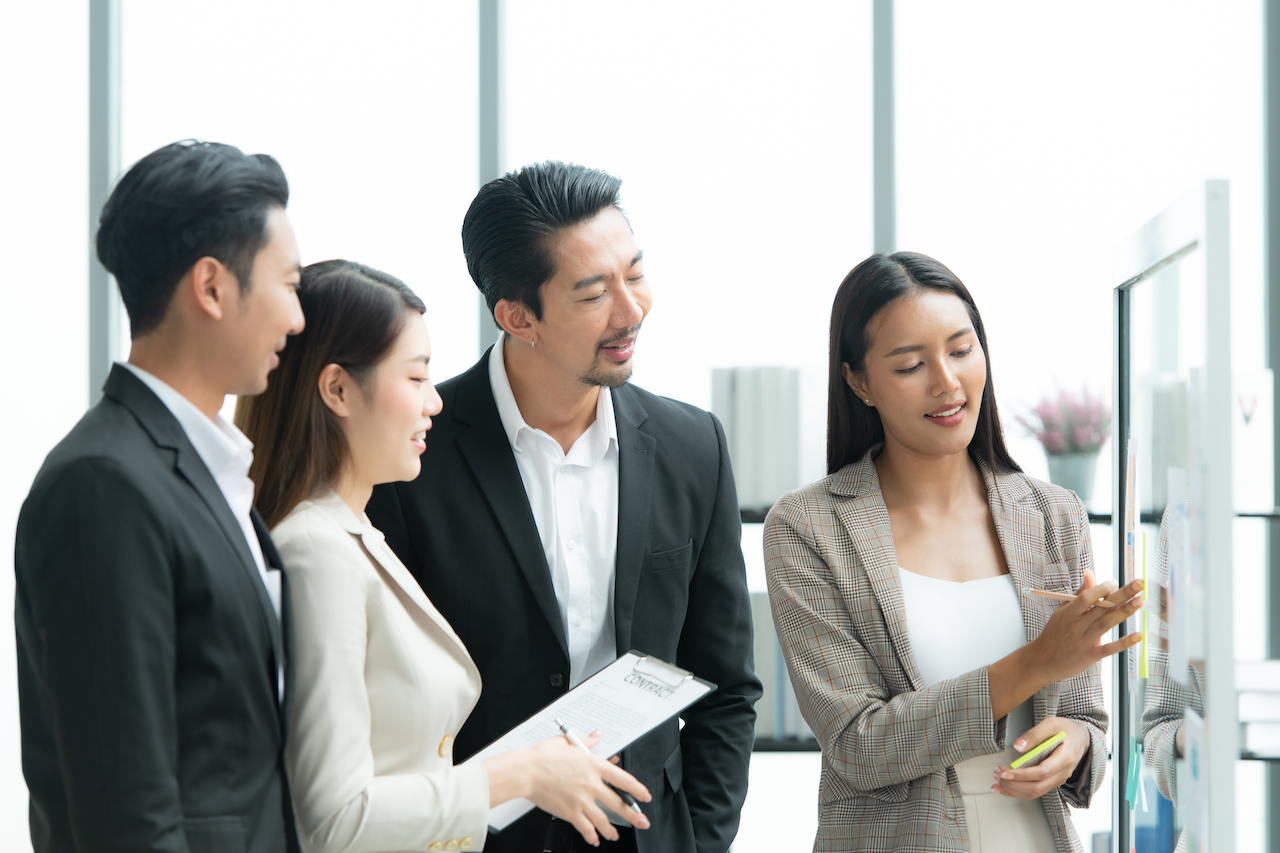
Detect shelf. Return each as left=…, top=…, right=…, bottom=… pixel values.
left=753, top=737, right=820, bottom=752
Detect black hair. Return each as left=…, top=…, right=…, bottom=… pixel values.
left=95, top=139, right=290, bottom=337
left=461, top=160, right=623, bottom=320
left=827, top=251, right=1022, bottom=476
left=237, top=260, right=425, bottom=529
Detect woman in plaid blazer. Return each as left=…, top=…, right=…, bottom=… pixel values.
left=765, top=253, right=1144, bottom=852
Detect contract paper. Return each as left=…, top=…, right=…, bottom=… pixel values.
left=463, top=651, right=716, bottom=831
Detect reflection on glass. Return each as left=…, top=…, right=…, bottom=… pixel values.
left=1126, top=255, right=1211, bottom=853
left=1141, top=501, right=1204, bottom=853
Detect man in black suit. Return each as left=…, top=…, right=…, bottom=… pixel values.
left=15, top=141, right=305, bottom=853
left=366, top=162, right=761, bottom=853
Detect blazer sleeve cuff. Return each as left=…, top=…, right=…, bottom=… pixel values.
left=1144, top=721, right=1181, bottom=803
left=960, top=667, right=1006, bottom=758
left=1059, top=719, right=1107, bottom=808
left=442, top=761, right=492, bottom=846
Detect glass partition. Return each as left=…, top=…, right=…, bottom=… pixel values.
left=1115, top=181, right=1236, bottom=853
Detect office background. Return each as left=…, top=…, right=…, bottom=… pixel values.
left=0, top=1, right=1272, bottom=850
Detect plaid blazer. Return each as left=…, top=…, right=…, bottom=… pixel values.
left=764, top=449, right=1108, bottom=852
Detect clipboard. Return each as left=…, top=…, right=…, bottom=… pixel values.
left=463, top=650, right=717, bottom=832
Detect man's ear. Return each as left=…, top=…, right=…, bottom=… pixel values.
left=493, top=298, right=537, bottom=346
left=842, top=362, right=872, bottom=404
left=186, top=256, right=234, bottom=321
left=317, top=363, right=354, bottom=418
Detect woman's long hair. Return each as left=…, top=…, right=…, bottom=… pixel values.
left=236, top=259, right=426, bottom=528
left=827, top=251, right=1021, bottom=476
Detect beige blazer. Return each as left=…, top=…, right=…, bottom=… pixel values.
left=764, top=450, right=1108, bottom=853
left=273, top=491, right=489, bottom=853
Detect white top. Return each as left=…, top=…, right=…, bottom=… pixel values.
left=489, top=334, right=619, bottom=689
left=897, top=569, right=1033, bottom=739
left=121, top=362, right=283, bottom=700
left=274, top=491, right=489, bottom=853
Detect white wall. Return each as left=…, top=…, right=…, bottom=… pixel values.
left=120, top=0, right=481, bottom=383
left=897, top=0, right=1264, bottom=495
left=504, top=1, right=874, bottom=418
left=0, top=3, right=90, bottom=850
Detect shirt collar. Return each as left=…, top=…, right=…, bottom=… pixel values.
left=487, top=333, right=618, bottom=458
left=119, top=362, right=253, bottom=481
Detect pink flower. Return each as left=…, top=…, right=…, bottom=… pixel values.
left=1019, top=388, right=1110, bottom=455
left=1041, top=427, right=1067, bottom=455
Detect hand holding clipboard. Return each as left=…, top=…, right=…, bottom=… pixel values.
left=464, top=651, right=716, bottom=831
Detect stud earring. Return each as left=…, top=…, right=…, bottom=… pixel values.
left=531, top=339, right=536, bottom=350
left=865, top=398, right=872, bottom=404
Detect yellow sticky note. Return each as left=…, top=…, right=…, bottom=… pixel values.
left=1139, top=532, right=1148, bottom=679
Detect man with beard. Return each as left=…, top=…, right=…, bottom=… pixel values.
left=367, top=161, right=760, bottom=853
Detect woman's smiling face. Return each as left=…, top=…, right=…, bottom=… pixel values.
left=845, top=288, right=987, bottom=460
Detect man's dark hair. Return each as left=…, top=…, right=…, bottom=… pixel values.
left=461, top=160, right=622, bottom=320
left=96, top=140, right=290, bottom=338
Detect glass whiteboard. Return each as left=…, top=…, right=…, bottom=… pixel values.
left=1114, top=181, right=1236, bottom=852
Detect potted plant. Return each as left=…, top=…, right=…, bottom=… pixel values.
left=1016, top=388, right=1111, bottom=501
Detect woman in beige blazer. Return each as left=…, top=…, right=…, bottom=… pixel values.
left=238, top=260, right=650, bottom=853
left=764, top=252, right=1144, bottom=853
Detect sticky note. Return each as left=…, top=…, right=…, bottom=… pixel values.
left=1126, top=736, right=1141, bottom=808
left=1139, top=532, right=1148, bottom=679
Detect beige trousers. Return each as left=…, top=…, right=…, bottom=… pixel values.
left=953, top=748, right=1057, bottom=853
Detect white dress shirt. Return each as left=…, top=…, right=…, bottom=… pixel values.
left=121, top=362, right=284, bottom=700
left=897, top=568, right=1033, bottom=738
left=489, top=335, right=619, bottom=688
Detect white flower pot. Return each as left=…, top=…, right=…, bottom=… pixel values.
left=1046, top=452, right=1099, bottom=502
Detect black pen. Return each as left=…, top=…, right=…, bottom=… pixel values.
left=554, top=717, right=642, bottom=815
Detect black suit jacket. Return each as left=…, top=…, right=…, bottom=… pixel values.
left=366, top=350, right=761, bottom=853
left=15, top=365, right=298, bottom=853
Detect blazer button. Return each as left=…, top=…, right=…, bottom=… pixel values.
left=459, top=839, right=474, bottom=851
left=438, top=734, right=452, bottom=758
left=446, top=841, right=460, bottom=851
left=428, top=844, right=444, bottom=852
left=549, top=673, right=564, bottom=688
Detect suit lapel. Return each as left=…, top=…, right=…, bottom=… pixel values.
left=314, top=492, right=479, bottom=675
left=453, top=357, right=569, bottom=657
left=836, top=496, right=926, bottom=691
left=830, top=458, right=926, bottom=690
left=254, top=510, right=291, bottom=730
left=983, top=463, right=1057, bottom=716
left=362, top=524, right=475, bottom=662
left=173, top=448, right=286, bottom=676
left=611, top=387, right=655, bottom=654
left=982, top=465, right=1048, bottom=640
left=105, top=366, right=286, bottom=694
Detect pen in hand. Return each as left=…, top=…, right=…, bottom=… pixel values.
left=1028, top=588, right=1116, bottom=608
left=554, top=717, right=642, bottom=816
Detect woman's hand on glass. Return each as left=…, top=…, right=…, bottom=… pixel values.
left=990, top=717, right=1090, bottom=799
left=1027, top=569, right=1144, bottom=686
left=989, top=570, right=1143, bottom=720
left=483, top=731, right=651, bottom=846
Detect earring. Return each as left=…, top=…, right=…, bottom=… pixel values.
left=865, top=398, right=871, bottom=404
left=531, top=339, right=536, bottom=350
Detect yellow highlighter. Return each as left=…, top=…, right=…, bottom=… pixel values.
left=1009, top=731, right=1067, bottom=770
